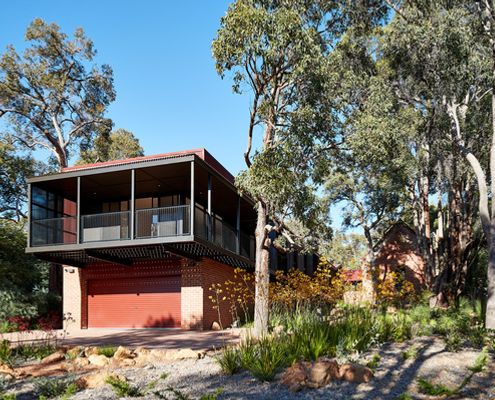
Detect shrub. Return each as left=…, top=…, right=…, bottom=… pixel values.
left=366, top=354, right=381, bottom=370
left=105, top=376, right=142, bottom=397
left=200, top=388, right=224, bottom=400
left=13, top=344, right=56, bottom=361
left=215, top=346, right=241, bottom=375
left=416, top=378, right=457, bottom=396
left=445, top=332, right=462, bottom=352
left=35, top=377, right=78, bottom=399
left=0, top=394, right=16, bottom=400
left=239, top=337, right=286, bottom=381
left=97, top=346, right=117, bottom=358
left=402, top=346, right=418, bottom=360
left=0, top=341, right=12, bottom=364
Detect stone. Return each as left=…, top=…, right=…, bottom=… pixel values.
left=84, top=346, right=99, bottom=357
left=88, top=354, right=110, bottom=367
left=76, top=372, right=126, bottom=389
left=280, top=361, right=311, bottom=392
left=113, top=346, right=134, bottom=360
left=41, top=351, right=65, bottom=364
left=0, top=363, right=15, bottom=378
left=174, top=348, right=200, bottom=360
left=308, top=358, right=340, bottom=388
left=339, top=363, right=374, bottom=383
left=73, top=357, right=90, bottom=368
left=211, top=321, right=222, bottom=331
left=66, top=346, right=83, bottom=359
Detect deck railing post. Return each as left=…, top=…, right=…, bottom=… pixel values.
left=190, top=161, right=195, bottom=236
left=130, top=169, right=135, bottom=239
left=207, top=173, right=212, bottom=240
left=76, top=177, right=81, bottom=244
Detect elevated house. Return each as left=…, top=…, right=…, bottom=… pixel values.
left=26, top=149, right=307, bottom=331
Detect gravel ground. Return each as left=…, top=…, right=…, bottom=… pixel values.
left=4, top=336, right=494, bottom=400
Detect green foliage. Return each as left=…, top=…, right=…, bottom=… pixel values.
left=215, top=346, right=241, bottom=375
left=0, top=341, right=11, bottom=364
left=35, top=378, right=78, bottom=399
left=416, top=378, right=457, bottom=397
left=78, top=128, right=144, bottom=165
left=395, top=394, right=412, bottom=400
left=13, top=344, right=56, bottom=362
left=200, top=388, right=224, bottom=400
left=0, top=394, right=16, bottom=400
left=323, top=232, right=368, bottom=269
left=241, top=337, right=287, bottom=381
left=468, top=347, right=489, bottom=374
left=96, top=346, right=117, bottom=358
left=402, top=346, right=418, bottom=361
left=0, top=18, right=115, bottom=169
left=366, top=354, right=381, bottom=370
left=105, top=376, right=142, bottom=398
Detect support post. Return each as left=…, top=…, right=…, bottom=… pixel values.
left=27, top=183, right=32, bottom=247
left=190, top=161, right=195, bottom=236
left=236, top=196, right=241, bottom=254
left=207, top=173, right=212, bottom=240
left=76, top=177, right=81, bottom=244
left=130, top=169, right=135, bottom=239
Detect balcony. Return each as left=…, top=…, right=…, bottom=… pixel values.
left=26, top=153, right=256, bottom=269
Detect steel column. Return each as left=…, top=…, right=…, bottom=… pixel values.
left=76, top=177, right=81, bottom=244
left=130, top=169, right=135, bottom=239
left=236, top=196, right=241, bottom=254
left=190, top=161, right=195, bottom=236
left=207, top=173, right=212, bottom=240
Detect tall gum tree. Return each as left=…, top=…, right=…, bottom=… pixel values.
left=212, top=0, right=340, bottom=336
left=0, top=18, right=115, bottom=170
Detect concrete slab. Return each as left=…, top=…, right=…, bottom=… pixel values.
left=1, top=328, right=242, bottom=351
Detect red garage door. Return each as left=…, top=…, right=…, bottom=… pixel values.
left=87, top=276, right=181, bottom=328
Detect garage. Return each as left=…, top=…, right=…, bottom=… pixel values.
left=87, top=276, right=181, bottom=328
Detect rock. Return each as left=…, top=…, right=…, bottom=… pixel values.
left=113, top=346, right=134, bottom=360
left=0, top=363, right=15, bottom=378
left=308, top=358, right=340, bottom=388
left=41, top=351, right=65, bottom=364
left=175, top=348, right=200, bottom=360
left=73, top=357, right=90, bottom=368
left=211, top=321, right=222, bottom=331
left=88, top=354, right=110, bottom=367
left=280, top=361, right=311, bottom=392
left=84, top=346, right=99, bottom=357
left=76, top=372, right=126, bottom=389
left=339, top=363, right=374, bottom=383
left=66, top=346, right=83, bottom=359
left=133, top=346, right=150, bottom=356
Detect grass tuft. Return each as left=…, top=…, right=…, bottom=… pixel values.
left=105, top=375, right=142, bottom=397
left=97, top=346, right=117, bottom=358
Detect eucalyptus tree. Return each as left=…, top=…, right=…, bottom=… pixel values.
left=78, top=128, right=144, bottom=164
left=0, top=18, right=115, bottom=170
left=212, top=0, right=347, bottom=335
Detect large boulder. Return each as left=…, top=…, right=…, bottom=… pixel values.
left=84, top=346, right=99, bottom=357
left=41, top=351, right=65, bottom=365
left=77, top=372, right=126, bottom=389
left=211, top=321, right=222, bottom=331
left=339, top=363, right=374, bottom=383
left=88, top=354, right=110, bottom=367
left=280, top=361, right=311, bottom=392
left=113, top=346, right=134, bottom=361
left=308, top=358, right=340, bottom=388
left=66, top=346, right=83, bottom=359
left=73, top=357, right=90, bottom=368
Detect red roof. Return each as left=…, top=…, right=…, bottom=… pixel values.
left=62, top=148, right=235, bottom=185
left=343, top=269, right=363, bottom=282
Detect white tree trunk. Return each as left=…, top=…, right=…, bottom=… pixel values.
left=253, top=201, right=270, bottom=337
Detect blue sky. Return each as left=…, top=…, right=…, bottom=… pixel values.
left=0, top=1, right=348, bottom=231
left=0, top=0, right=251, bottom=174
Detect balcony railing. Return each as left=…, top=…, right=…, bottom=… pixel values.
left=81, top=211, right=130, bottom=242
left=30, top=216, right=77, bottom=246
left=30, top=204, right=255, bottom=261
left=135, top=205, right=190, bottom=238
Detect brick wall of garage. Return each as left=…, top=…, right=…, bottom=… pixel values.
left=201, top=259, right=254, bottom=330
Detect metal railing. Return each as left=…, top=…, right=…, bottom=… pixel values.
left=194, top=206, right=255, bottom=260
left=81, top=211, right=130, bottom=242
left=30, top=216, right=77, bottom=246
left=135, top=205, right=190, bottom=238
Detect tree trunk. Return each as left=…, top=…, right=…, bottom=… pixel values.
left=253, top=201, right=270, bottom=336
left=362, top=226, right=377, bottom=303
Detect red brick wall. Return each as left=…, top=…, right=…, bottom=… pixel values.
left=201, top=259, right=254, bottom=330
left=374, top=224, right=425, bottom=290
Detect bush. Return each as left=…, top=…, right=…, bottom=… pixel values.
left=215, top=346, right=241, bottom=375
left=97, top=346, right=117, bottom=358
left=238, top=337, right=287, bottom=381
left=0, top=341, right=12, bottom=364
left=35, top=377, right=78, bottom=399
left=105, top=376, right=142, bottom=397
